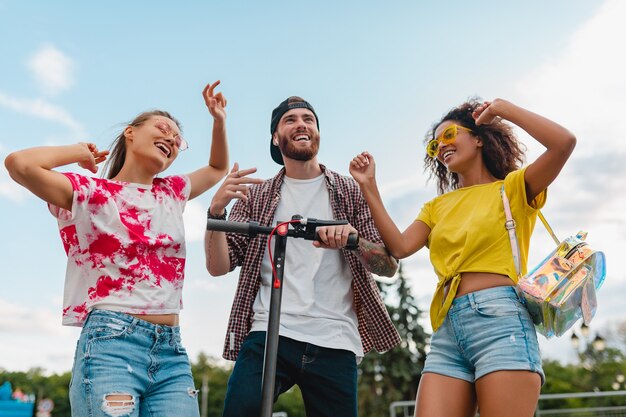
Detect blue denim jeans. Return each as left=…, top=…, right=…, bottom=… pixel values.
left=223, top=331, right=357, bottom=417
left=69, top=310, right=200, bottom=417
left=423, top=286, right=545, bottom=384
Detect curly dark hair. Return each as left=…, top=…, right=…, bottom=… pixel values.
left=423, top=99, right=526, bottom=194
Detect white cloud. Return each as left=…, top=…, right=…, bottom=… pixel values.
left=0, top=298, right=73, bottom=336
left=27, top=45, right=75, bottom=96
left=0, top=92, right=86, bottom=139
left=0, top=146, right=30, bottom=202
left=0, top=176, right=30, bottom=202
left=184, top=199, right=208, bottom=242
left=513, top=0, right=626, bottom=155
left=507, top=0, right=626, bottom=361
left=0, top=334, right=78, bottom=374
left=0, top=46, right=85, bottom=204
left=187, top=277, right=220, bottom=292
left=511, top=0, right=626, bottom=288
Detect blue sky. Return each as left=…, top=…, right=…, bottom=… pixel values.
left=1, top=1, right=625, bottom=374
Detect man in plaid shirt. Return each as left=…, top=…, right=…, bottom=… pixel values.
left=204, top=96, right=401, bottom=417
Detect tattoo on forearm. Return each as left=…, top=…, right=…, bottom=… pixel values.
left=357, top=239, right=398, bottom=277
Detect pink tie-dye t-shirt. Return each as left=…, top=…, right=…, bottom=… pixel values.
left=49, top=173, right=191, bottom=326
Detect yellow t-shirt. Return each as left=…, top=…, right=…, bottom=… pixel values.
left=417, top=167, right=547, bottom=331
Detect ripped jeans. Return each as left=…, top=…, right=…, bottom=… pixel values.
left=69, top=310, right=200, bottom=417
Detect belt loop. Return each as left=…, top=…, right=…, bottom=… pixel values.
left=128, top=317, right=138, bottom=333
left=468, top=292, right=477, bottom=309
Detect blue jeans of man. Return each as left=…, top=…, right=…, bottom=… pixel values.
left=69, top=310, right=200, bottom=417
left=223, top=331, right=358, bottom=417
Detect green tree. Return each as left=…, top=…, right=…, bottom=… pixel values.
left=0, top=367, right=71, bottom=417
left=274, top=386, right=306, bottom=417
left=192, top=352, right=307, bottom=416
left=358, top=263, right=429, bottom=417
left=191, top=352, right=232, bottom=416
left=538, top=326, right=626, bottom=412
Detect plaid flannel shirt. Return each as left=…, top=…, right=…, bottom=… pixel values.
left=220, top=164, right=400, bottom=361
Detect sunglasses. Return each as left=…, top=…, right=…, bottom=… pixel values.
left=155, top=119, right=188, bottom=151
left=426, top=124, right=473, bottom=158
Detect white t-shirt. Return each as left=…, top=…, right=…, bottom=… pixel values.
left=251, top=174, right=363, bottom=356
left=49, top=173, right=191, bottom=326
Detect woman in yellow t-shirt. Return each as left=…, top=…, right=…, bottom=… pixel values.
left=350, top=99, right=576, bottom=417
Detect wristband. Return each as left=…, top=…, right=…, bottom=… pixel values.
left=207, top=207, right=227, bottom=220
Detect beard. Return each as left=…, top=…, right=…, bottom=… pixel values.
left=276, top=131, right=320, bottom=162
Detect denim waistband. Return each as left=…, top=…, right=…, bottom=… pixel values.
left=449, top=286, right=520, bottom=312
left=85, top=309, right=180, bottom=334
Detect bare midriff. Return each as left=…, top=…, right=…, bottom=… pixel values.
left=129, top=313, right=179, bottom=326
left=445, top=272, right=514, bottom=299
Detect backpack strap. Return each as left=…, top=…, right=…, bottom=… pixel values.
left=501, top=185, right=522, bottom=280
left=500, top=185, right=559, bottom=279
left=538, top=211, right=560, bottom=246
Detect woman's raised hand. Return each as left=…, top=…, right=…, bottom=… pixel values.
left=203, top=80, right=227, bottom=122
left=349, top=151, right=376, bottom=185
left=472, top=98, right=513, bottom=125
left=77, top=142, right=109, bottom=173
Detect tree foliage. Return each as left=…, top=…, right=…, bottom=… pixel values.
left=0, top=367, right=71, bottom=417
left=190, top=353, right=305, bottom=417
left=358, top=263, right=429, bottom=417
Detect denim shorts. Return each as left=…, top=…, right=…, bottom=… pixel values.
left=69, top=310, right=200, bottom=417
left=423, top=286, right=544, bottom=384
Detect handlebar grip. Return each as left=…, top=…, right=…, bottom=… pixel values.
left=346, top=233, right=359, bottom=251
left=206, top=219, right=251, bottom=235
left=313, top=232, right=360, bottom=250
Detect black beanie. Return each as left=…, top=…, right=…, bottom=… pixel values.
left=269, top=97, right=319, bottom=165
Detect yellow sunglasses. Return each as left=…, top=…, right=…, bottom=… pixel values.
left=426, top=124, right=473, bottom=158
